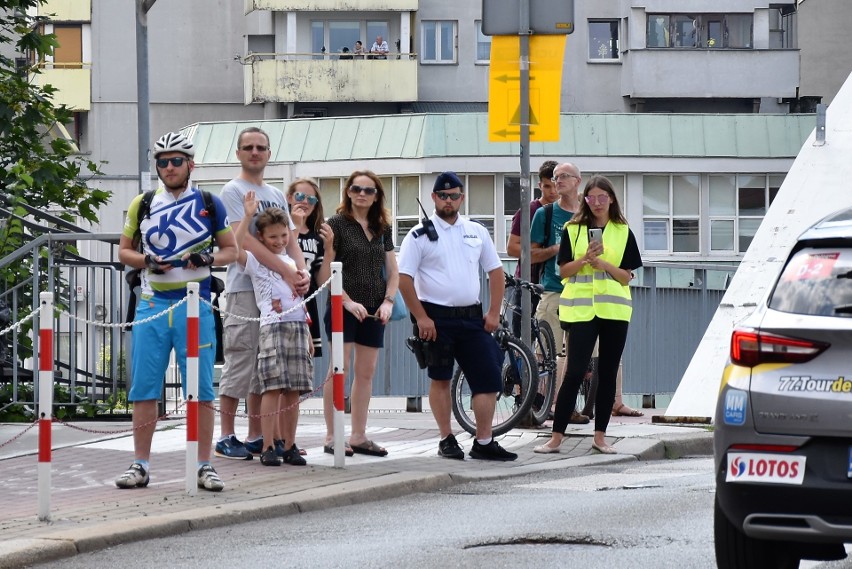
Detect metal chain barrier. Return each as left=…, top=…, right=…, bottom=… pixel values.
left=58, top=295, right=188, bottom=329
left=203, top=273, right=333, bottom=323
left=53, top=399, right=188, bottom=435
left=0, top=419, right=38, bottom=450
left=0, top=307, right=39, bottom=336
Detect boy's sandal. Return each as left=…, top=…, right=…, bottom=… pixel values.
left=323, top=442, right=354, bottom=457
left=350, top=439, right=388, bottom=457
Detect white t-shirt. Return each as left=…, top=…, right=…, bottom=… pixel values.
left=221, top=178, right=294, bottom=293
left=398, top=213, right=501, bottom=307
left=240, top=251, right=306, bottom=325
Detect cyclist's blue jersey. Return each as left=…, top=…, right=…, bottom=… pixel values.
left=122, top=186, right=230, bottom=300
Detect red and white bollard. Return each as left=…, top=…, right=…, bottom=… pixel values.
left=37, top=292, right=54, bottom=521
left=185, top=282, right=199, bottom=495
left=330, top=262, right=345, bottom=468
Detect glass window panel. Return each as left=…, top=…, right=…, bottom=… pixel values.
left=438, top=21, right=454, bottom=61
left=643, top=175, right=669, bottom=215
left=475, top=21, right=491, bottom=62
left=644, top=220, right=668, bottom=251
left=738, top=218, right=762, bottom=252
left=672, top=175, right=699, bottom=216
left=311, top=21, right=324, bottom=59
left=503, top=175, right=521, bottom=215
left=672, top=15, right=698, bottom=48
left=607, top=175, right=625, bottom=207
left=709, top=175, right=735, bottom=216
left=367, top=21, right=389, bottom=50
left=647, top=15, right=670, bottom=48
left=673, top=219, right=699, bottom=252
left=707, top=20, right=722, bottom=48
left=197, top=182, right=226, bottom=196
left=330, top=21, right=359, bottom=56
left=725, top=14, right=753, bottom=48
left=738, top=187, right=766, bottom=216
left=396, top=176, right=419, bottom=216
left=588, top=20, right=619, bottom=59
left=769, top=175, right=784, bottom=205
left=711, top=220, right=734, bottom=251
left=422, top=22, right=436, bottom=61
left=318, top=178, right=341, bottom=211
left=397, top=218, right=418, bottom=246
left=468, top=175, right=494, bottom=215
left=378, top=176, right=392, bottom=202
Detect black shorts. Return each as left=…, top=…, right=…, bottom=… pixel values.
left=323, top=303, right=385, bottom=348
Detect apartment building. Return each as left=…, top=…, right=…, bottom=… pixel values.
left=22, top=0, right=851, bottom=265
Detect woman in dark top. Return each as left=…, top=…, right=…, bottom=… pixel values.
left=322, top=170, right=399, bottom=457
left=534, top=175, right=642, bottom=455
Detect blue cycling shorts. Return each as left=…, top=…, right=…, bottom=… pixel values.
left=129, top=295, right=216, bottom=402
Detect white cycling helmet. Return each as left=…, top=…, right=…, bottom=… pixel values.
left=153, top=131, right=195, bottom=158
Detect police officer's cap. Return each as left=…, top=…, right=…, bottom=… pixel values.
left=433, top=172, right=464, bottom=193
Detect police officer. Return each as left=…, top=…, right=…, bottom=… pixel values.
left=398, top=172, right=517, bottom=461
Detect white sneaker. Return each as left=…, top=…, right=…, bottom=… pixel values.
left=115, top=463, right=149, bottom=488
left=197, top=464, right=225, bottom=492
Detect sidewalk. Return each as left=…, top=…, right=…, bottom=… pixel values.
left=0, top=400, right=713, bottom=568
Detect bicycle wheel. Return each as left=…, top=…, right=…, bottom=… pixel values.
left=529, top=320, right=556, bottom=425
left=450, top=332, right=537, bottom=437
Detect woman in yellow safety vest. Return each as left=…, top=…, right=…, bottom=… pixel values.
left=534, top=176, right=642, bottom=455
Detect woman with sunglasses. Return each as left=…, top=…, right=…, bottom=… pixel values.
left=286, top=178, right=334, bottom=356
left=534, top=176, right=642, bottom=456
left=322, top=170, right=399, bottom=457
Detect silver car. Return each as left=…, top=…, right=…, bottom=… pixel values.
left=714, top=207, right=852, bottom=569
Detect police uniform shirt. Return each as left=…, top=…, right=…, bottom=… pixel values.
left=398, top=212, right=502, bottom=307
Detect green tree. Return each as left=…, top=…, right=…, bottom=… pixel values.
left=0, top=0, right=111, bottom=363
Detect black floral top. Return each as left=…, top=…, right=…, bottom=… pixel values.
left=327, top=214, right=394, bottom=309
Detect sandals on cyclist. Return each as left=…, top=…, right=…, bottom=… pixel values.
left=350, top=439, right=388, bottom=457
left=612, top=404, right=644, bottom=417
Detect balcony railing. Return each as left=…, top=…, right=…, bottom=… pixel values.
left=243, top=52, right=418, bottom=104
left=622, top=48, right=799, bottom=99
left=245, top=0, right=418, bottom=12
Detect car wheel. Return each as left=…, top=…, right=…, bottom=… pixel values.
left=713, top=496, right=800, bottom=569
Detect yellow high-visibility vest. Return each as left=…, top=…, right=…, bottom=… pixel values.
left=559, top=222, right=632, bottom=323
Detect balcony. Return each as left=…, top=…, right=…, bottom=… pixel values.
left=245, top=54, right=417, bottom=104
left=623, top=49, right=799, bottom=99
left=37, top=0, right=91, bottom=21
left=244, top=0, right=417, bottom=11
left=31, top=64, right=91, bottom=111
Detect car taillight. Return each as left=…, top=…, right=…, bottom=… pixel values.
left=730, top=329, right=829, bottom=367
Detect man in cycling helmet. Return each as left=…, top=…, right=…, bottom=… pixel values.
left=115, top=131, right=237, bottom=492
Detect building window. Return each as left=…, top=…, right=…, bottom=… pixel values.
left=475, top=21, right=491, bottom=63
left=52, top=24, right=83, bottom=68
left=646, top=13, right=753, bottom=49
left=588, top=20, right=619, bottom=60
left=311, top=20, right=387, bottom=58
left=421, top=21, right=456, bottom=64
left=643, top=175, right=700, bottom=253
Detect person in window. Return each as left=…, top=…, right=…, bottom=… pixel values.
left=353, top=40, right=366, bottom=58
left=339, top=46, right=353, bottom=60
left=534, top=176, right=642, bottom=455
left=370, top=35, right=389, bottom=59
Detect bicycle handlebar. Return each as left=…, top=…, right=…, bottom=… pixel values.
left=503, top=271, right=544, bottom=297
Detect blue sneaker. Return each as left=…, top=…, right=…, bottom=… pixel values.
left=214, top=435, right=253, bottom=461
left=244, top=436, right=264, bottom=456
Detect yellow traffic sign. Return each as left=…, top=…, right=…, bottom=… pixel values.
left=488, top=35, right=566, bottom=142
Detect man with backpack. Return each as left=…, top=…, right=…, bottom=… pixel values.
left=530, top=162, right=589, bottom=424
left=115, top=131, right=237, bottom=491
left=505, top=160, right=558, bottom=338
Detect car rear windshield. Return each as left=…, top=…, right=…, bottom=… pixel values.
left=769, top=247, right=852, bottom=316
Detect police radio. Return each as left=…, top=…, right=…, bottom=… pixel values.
left=416, top=198, right=439, bottom=241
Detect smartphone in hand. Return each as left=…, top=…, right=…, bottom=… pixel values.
left=588, top=228, right=603, bottom=244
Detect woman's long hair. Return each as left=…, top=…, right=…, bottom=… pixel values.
left=337, top=170, right=391, bottom=236
left=568, top=175, right=628, bottom=226
left=286, top=177, right=325, bottom=234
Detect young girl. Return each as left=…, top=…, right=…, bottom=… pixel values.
left=235, top=190, right=313, bottom=466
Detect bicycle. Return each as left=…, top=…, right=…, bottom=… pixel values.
left=449, top=274, right=538, bottom=437
left=501, top=273, right=558, bottom=427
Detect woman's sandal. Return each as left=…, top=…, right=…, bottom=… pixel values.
left=612, top=404, right=644, bottom=417
left=323, top=441, right=354, bottom=457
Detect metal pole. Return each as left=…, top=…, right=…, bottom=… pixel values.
left=519, top=0, right=532, bottom=347
left=136, top=0, right=157, bottom=195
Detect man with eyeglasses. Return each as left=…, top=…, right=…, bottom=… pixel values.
left=531, top=162, right=590, bottom=424
left=506, top=160, right=558, bottom=338
left=215, top=127, right=311, bottom=462
left=398, top=172, right=518, bottom=462
left=115, top=131, right=237, bottom=491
